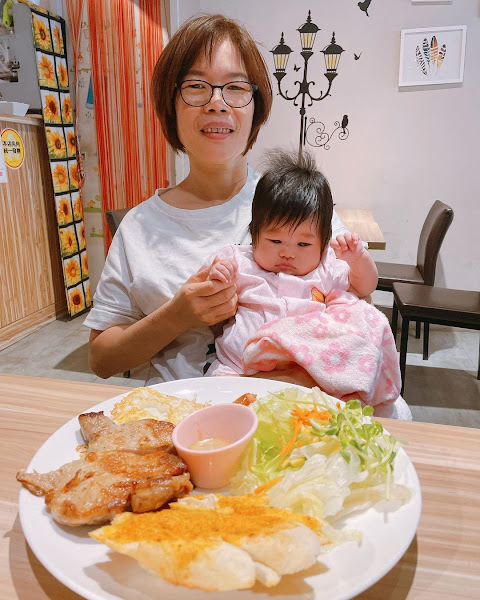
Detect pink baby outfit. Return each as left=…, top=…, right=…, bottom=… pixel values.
left=205, top=244, right=350, bottom=376
left=205, top=244, right=402, bottom=410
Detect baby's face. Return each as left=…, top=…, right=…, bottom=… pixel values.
left=253, top=218, right=322, bottom=276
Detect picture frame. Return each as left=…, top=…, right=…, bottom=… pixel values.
left=411, top=1, right=452, bottom=5
left=398, top=25, right=466, bottom=87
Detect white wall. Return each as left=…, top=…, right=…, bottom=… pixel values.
left=175, top=0, right=480, bottom=291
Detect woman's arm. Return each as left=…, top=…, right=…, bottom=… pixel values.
left=89, top=266, right=237, bottom=378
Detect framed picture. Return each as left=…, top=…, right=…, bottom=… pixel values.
left=412, top=1, right=452, bottom=4
left=399, top=25, right=466, bottom=87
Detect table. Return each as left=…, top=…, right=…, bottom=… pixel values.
left=1, top=374, right=479, bottom=599
left=336, top=208, right=386, bottom=250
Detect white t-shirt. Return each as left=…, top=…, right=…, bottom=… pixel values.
left=84, top=166, right=349, bottom=384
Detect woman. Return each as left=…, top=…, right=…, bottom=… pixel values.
left=86, top=14, right=354, bottom=384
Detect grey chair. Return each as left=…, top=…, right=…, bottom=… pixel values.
left=105, top=208, right=133, bottom=377
left=375, top=200, right=454, bottom=349
left=105, top=208, right=132, bottom=237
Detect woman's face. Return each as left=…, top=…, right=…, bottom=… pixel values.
left=175, top=39, right=255, bottom=167
left=253, top=218, right=323, bottom=276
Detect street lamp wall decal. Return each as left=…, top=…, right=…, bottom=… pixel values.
left=270, top=10, right=348, bottom=159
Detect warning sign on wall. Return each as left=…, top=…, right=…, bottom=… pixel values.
left=1, top=128, right=25, bottom=169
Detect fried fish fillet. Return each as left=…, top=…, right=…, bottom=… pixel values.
left=17, top=413, right=192, bottom=526
left=90, top=494, right=326, bottom=591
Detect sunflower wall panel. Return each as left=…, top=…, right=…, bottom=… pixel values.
left=20, top=0, right=91, bottom=316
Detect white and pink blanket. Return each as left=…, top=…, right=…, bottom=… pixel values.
left=242, top=291, right=401, bottom=409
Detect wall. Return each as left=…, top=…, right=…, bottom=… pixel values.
left=175, top=0, right=480, bottom=292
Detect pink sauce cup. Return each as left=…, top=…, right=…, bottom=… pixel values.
left=172, top=403, right=258, bottom=489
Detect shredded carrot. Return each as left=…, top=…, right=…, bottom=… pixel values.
left=336, top=402, right=341, bottom=409
left=278, top=405, right=331, bottom=458
left=279, top=419, right=302, bottom=455
left=253, top=475, right=284, bottom=495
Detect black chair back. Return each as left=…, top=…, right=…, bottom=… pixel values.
left=417, top=200, right=454, bottom=286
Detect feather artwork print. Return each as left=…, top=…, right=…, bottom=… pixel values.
left=415, top=35, right=447, bottom=78
left=422, top=38, right=430, bottom=65
left=437, top=44, right=446, bottom=70
left=416, top=46, right=427, bottom=76
left=430, top=36, right=438, bottom=67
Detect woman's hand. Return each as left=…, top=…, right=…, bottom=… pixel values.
left=173, top=263, right=238, bottom=328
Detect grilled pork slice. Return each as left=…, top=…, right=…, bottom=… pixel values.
left=90, top=494, right=325, bottom=591
left=18, top=449, right=192, bottom=526
left=78, top=412, right=174, bottom=453
left=17, top=413, right=192, bottom=526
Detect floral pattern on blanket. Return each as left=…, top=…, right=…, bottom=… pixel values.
left=243, top=291, right=401, bottom=409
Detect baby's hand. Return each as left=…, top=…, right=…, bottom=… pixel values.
left=207, top=257, right=238, bottom=284
left=330, top=232, right=365, bottom=264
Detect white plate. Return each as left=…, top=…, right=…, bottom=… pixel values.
left=18, top=377, right=422, bottom=600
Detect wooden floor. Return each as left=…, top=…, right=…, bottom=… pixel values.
left=0, top=291, right=478, bottom=428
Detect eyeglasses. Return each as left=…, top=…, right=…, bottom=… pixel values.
left=177, top=79, right=258, bottom=108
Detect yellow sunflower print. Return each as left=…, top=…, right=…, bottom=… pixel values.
left=58, top=62, right=68, bottom=89
left=69, top=288, right=85, bottom=315
left=85, top=284, right=91, bottom=305
left=66, top=131, right=76, bottom=158
left=62, top=96, right=73, bottom=124
left=73, top=195, right=84, bottom=221
left=52, top=163, right=69, bottom=193
left=69, top=163, right=80, bottom=190
left=60, top=228, right=78, bottom=257
left=82, top=252, right=89, bottom=277
left=57, top=197, right=72, bottom=225
left=78, top=223, right=86, bottom=250
left=65, top=258, right=81, bottom=287
left=46, top=129, right=66, bottom=159
left=44, top=94, right=61, bottom=124
left=33, top=16, right=52, bottom=52
left=53, top=25, right=64, bottom=54
left=38, top=55, right=56, bottom=87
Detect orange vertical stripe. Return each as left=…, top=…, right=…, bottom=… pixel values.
left=87, top=0, right=167, bottom=253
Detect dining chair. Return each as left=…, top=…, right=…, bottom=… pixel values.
left=375, top=200, right=454, bottom=349
left=105, top=208, right=132, bottom=378
left=105, top=208, right=132, bottom=237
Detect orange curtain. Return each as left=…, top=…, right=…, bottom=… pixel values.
left=65, top=0, right=84, bottom=83
left=86, top=0, right=168, bottom=252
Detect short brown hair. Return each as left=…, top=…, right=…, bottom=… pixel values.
left=151, top=14, right=272, bottom=154
left=249, top=150, right=333, bottom=260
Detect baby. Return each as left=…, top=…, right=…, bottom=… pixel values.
left=204, top=150, right=400, bottom=407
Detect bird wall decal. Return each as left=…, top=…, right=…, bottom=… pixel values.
left=354, top=52, right=362, bottom=60
left=357, top=0, right=372, bottom=17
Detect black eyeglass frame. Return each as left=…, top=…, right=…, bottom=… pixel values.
left=176, top=79, right=258, bottom=108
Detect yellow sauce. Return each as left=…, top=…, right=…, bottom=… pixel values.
left=189, top=437, right=232, bottom=451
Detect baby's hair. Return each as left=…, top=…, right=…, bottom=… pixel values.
left=249, top=149, right=333, bottom=259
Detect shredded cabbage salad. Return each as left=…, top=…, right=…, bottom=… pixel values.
left=230, top=387, right=409, bottom=531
